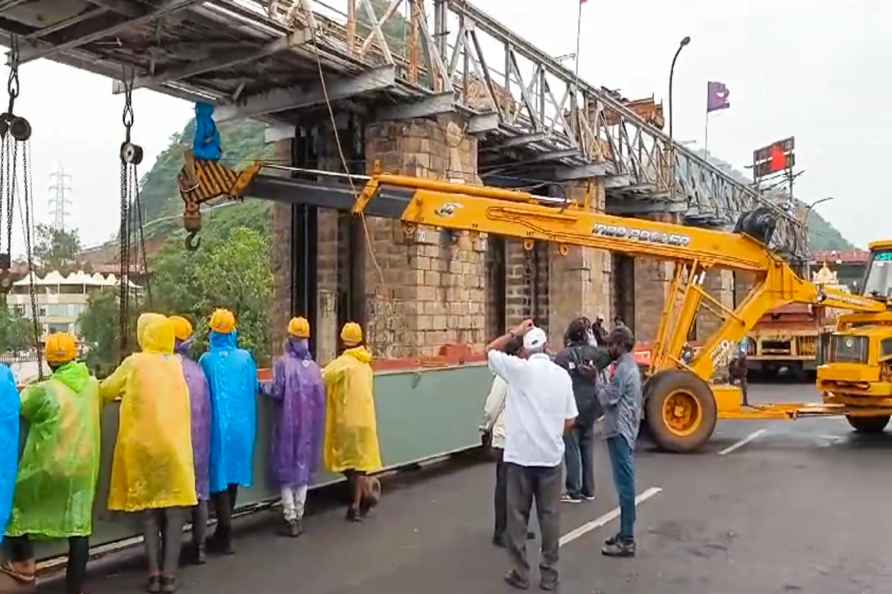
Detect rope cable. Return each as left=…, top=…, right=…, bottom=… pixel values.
left=307, top=20, right=384, bottom=286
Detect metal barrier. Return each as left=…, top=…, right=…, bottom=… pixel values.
left=31, top=363, right=491, bottom=560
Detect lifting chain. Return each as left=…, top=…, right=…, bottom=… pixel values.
left=21, top=143, right=42, bottom=378
left=0, top=37, right=42, bottom=376
left=0, top=37, right=30, bottom=144
left=118, top=70, right=149, bottom=358
left=0, top=35, right=30, bottom=273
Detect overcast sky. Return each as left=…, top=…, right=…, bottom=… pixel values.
left=6, top=0, right=888, bottom=252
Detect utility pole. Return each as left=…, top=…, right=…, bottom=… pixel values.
left=48, top=164, right=72, bottom=231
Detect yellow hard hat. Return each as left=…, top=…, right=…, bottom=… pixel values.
left=340, top=322, right=363, bottom=346
left=209, top=308, right=236, bottom=334
left=169, top=315, right=194, bottom=341
left=45, top=332, right=78, bottom=364
left=288, top=316, right=310, bottom=338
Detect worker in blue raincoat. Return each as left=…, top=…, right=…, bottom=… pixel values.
left=200, top=309, right=258, bottom=555
left=192, top=102, right=222, bottom=162
left=0, top=364, right=18, bottom=544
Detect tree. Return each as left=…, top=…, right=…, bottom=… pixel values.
left=150, top=226, right=274, bottom=364
left=77, top=288, right=129, bottom=377
left=33, top=224, right=82, bottom=273
left=0, top=305, right=34, bottom=354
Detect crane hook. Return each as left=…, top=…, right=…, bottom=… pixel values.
left=185, top=231, right=201, bottom=251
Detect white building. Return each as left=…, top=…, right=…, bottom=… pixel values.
left=7, top=270, right=140, bottom=338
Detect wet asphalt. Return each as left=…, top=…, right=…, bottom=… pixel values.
left=35, top=379, right=892, bottom=594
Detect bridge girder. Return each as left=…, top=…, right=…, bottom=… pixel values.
left=0, top=0, right=804, bottom=257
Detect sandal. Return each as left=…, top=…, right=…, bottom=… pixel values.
left=146, top=575, right=162, bottom=593
left=0, top=560, right=35, bottom=584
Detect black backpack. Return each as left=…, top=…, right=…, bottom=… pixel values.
left=563, top=345, right=606, bottom=427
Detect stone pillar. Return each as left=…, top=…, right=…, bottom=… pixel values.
left=505, top=240, right=549, bottom=330
left=696, top=269, right=735, bottom=341
left=547, top=180, right=612, bottom=347
left=362, top=113, right=486, bottom=358
left=633, top=212, right=680, bottom=343
left=269, top=138, right=294, bottom=357
left=315, top=210, right=340, bottom=364
left=734, top=270, right=757, bottom=307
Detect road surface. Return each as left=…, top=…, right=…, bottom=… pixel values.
left=38, top=380, right=892, bottom=594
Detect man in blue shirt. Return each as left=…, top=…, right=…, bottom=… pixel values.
left=594, top=326, right=642, bottom=557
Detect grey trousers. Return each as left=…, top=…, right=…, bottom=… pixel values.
left=143, top=507, right=187, bottom=576
left=192, top=499, right=208, bottom=547
left=506, top=462, right=561, bottom=583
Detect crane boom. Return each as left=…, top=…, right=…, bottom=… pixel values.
left=353, top=173, right=883, bottom=382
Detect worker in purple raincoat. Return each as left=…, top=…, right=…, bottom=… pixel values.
left=170, top=316, right=212, bottom=563
left=262, top=317, right=325, bottom=538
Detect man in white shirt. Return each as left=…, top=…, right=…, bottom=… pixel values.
left=487, top=319, right=578, bottom=591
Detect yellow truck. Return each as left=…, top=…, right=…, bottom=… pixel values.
left=818, top=242, right=892, bottom=432
left=746, top=302, right=830, bottom=380
left=746, top=264, right=850, bottom=379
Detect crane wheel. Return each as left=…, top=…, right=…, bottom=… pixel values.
left=845, top=415, right=890, bottom=433
left=644, top=371, right=717, bottom=453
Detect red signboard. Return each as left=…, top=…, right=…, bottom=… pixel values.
left=753, top=137, right=795, bottom=179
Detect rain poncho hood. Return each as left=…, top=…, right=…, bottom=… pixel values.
left=193, top=102, right=222, bottom=161
left=7, top=362, right=101, bottom=538
left=201, top=330, right=258, bottom=494
left=177, top=341, right=211, bottom=501
left=264, top=339, right=325, bottom=488
left=100, top=314, right=197, bottom=511
left=0, top=365, right=19, bottom=543
left=322, top=346, right=382, bottom=473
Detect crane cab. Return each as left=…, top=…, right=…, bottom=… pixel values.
left=817, top=242, right=892, bottom=432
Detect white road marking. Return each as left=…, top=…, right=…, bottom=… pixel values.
left=718, top=428, right=767, bottom=455
left=817, top=434, right=844, bottom=442
left=559, top=486, right=663, bottom=547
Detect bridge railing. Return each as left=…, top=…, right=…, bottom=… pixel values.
left=269, top=0, right=804, bottom=258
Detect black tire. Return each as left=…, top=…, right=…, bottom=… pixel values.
left=846, top=415, right=890, bottom=433
left=761, top=363, right=779, bottom=378
left=791, top=362, right=808, bottom=383
left=644, top=370, right=718, bottom=453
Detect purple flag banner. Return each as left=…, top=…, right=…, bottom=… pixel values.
left=707, top=81, right=730, bottom=112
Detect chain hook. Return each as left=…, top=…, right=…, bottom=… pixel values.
left=121, top=67, right=135, bottom=143
left=184, top=231, right=201, bottom=251
left=119, top=67, right=142, bottom=165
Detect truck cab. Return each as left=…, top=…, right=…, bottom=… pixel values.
left=818, top=241, right=892, bottom=431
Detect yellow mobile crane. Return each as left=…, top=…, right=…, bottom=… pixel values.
left=180, top=159, right=884, bottom=452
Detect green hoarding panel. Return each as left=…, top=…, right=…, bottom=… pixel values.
left=27, top=364, right=492, bottom=559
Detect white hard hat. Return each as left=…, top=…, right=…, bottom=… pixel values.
left=523, top=327, right=547, bottom=351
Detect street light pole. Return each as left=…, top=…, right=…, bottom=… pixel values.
left=803, top=196, right=836, bottom=277
left=668, top=35, right=691, bottom=203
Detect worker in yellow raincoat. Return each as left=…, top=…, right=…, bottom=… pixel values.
left=322, top=322, right=382, bottom=522
left=100, top=313, right=196, bottom=594
left=2, top=334, right=100, bottom=594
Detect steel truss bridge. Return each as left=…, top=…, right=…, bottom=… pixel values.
left=0, top=0, right=803, bottom=257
